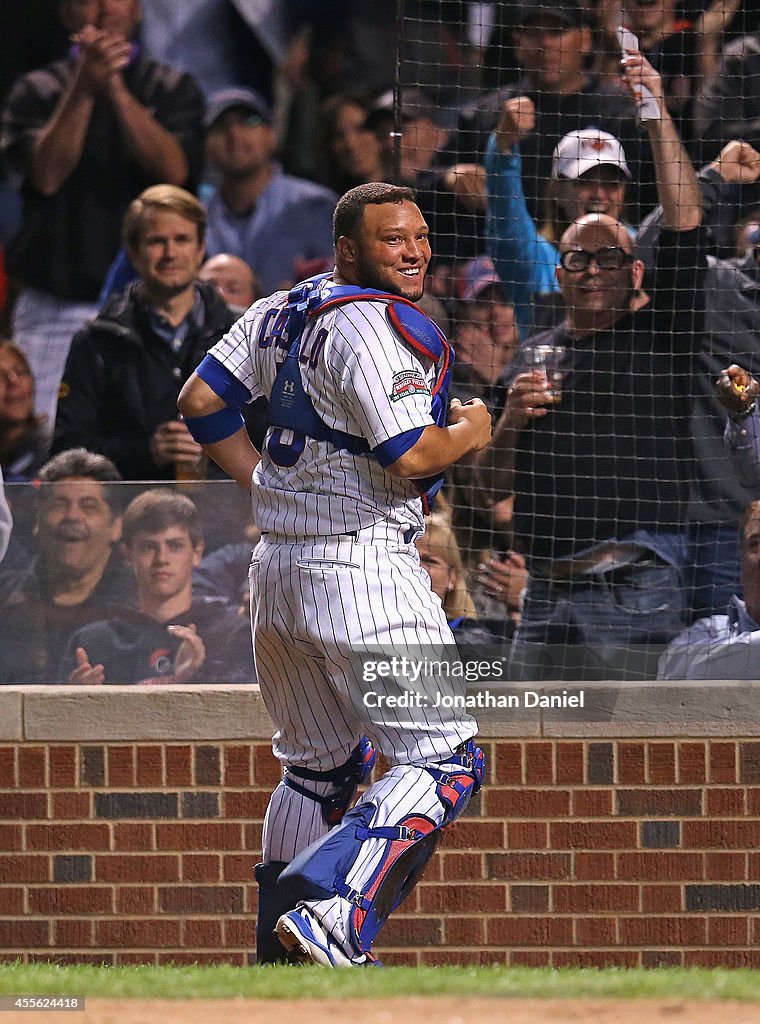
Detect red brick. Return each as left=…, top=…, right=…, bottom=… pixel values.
left=183, top=919, right=224, bottom=947
left=0, top=826, right=21, bottom=850
left=0, top=921, right=49, bottom=948
left=116, top=886, right=155, bottom=914
left=113, top=823, right=154, bottom=851
left=525, top=742, right=554, bottom=784
left=419, top=883, right=506, bottom=913
left=96, top=920, right=181, bottom=947
left=441, top=852, right=483, bottom=880
left=683, top=821, right=760, bottom=849
left=687, top=950, right=760, bottom=968
left=49, top=747, right=76, bottom=788
left=117, top=953, right=157, bottom=966
left=54, top=920, right=93, bottom=947
left=708, top=916, right=749, bottom=945
left=243, top=822, right=263, bottom=852
left=376, top=951, right=418, bottom=966
left=641, top=885, right=683, bottom=912
left=620, top=916, right=706, bottom=945
left=710, top=742, right=737, bottom=784
left=507, top=821, right=548, bottom=849
left=488, top=915, right=573, bottom=946
left=679, top=742, right=707, bottom=784
left=421, top=852, right=441, bottom=881
left=618, top=743, right=646, bottom=784
left=618, top=852, right=703, bottom=881
left=708, top=852, right=747, bottom=880
left=553, top=884, right=639, bottom=913
left=422, top=950, right=500, bottom=966
left=444, top=820, right=504, bottom=849
left=159, top=885, right=244, bottom=913
left=136, top=746, right=163, bottom=787
left=0, top=855, right=49, bottom=882
left=511, top=884, right=549, bottom=911
left=488, top=852, right=570, bottom=880
left=574, top=853, right=615, bottom=880
left=381, top=917, right=442, bottom=946
left=555, top=743, right=584, bottom=784
left=51, top=792, right=90, bottom=819
left=510, top=950, right=550, bottom=967
left=223, top=854, right=256, bottom=883
left=445, top=917, right=484, bottom=945
left=224, top=746, right=252, bottom=786
left=706, top=789, right=746, bottom=816
left=252, top=745, right=281, bottom=787
left=107, top=745, right=135, bottom=786
left=554, top=951, right=638, bottom=968
left=165, top=746, right=192, bottom=786
left=29, top=886, right=113, bottom=914
left=0, top=888, right=23, bottom=913
left=18, top=747, right=46, bottom=787
left=26, top=824, right=110, bottom=851
left=576, top=917, right=617, bottom=945
left=494, top=742, right=522, bottom=784
left=0, top=748, right=15, bottom=786
left=747, top=789, right=760, bottom=815
left=488, top=789, right=570, bottom=818
left=551, top=821, right=636, bottom=850
left=648, top=743, right=676, bottom=785
left=223, top=792, right=270, bottom=818
left=226, top=918, right=256, bottom=947
left=572, top=790, right=612, bottom=816
left=183, top=854, right=221, bottom=882
left=643, top=950, right=683, bottom=967
left=0, top=792, right=47, bottom=819
left=159, top=952, right=243, bottom=966
left=617, top=789, right=702, bottom=816
left=96, top=855, right=179, bottom=882
left=156, top=823, right=243, bottom=851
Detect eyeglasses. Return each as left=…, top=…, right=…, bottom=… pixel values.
left=559, top=247, right=634, bottom=273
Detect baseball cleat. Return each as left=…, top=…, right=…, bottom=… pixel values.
left=275, top=907, right=355, bottom=968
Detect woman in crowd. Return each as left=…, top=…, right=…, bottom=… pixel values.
left=0, top=338, right=50, bottom=481
left=317, top=93, right=385, bottom=194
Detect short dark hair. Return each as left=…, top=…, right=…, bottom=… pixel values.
left=122, top=489, right=204, bottom=549
left=123, top=184, right=207, bottom=250
left=740, top=499, right=760, bottom=548
left=333, top=182, right=416, bottom=245
left=38, top=448, right=122, bottom=484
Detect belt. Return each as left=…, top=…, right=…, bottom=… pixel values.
left=261, top=523, right=419, bottom=545
left=529, top=542, right=650, bottom=582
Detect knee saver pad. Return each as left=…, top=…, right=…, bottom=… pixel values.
left=283, top=736, right=376, bottom=828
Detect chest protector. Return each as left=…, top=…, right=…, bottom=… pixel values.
left=265, top=275, right=453, bottom=510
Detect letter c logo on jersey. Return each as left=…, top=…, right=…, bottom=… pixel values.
left=389, top=370, right=430, bottom=403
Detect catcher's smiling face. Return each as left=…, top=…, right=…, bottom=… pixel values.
left=337, top=200, right=431, bottom=302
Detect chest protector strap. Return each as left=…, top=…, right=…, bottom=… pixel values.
left=265, top=277, right=453, bottom=507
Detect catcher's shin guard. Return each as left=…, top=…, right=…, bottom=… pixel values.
left=283, top=736, right=376, bottom=827
left=277, top=739, right=485, bottom=956
left=254, top=861, right=292, bottom=964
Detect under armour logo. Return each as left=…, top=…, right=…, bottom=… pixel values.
left=283, top=381, right=296, bottom=395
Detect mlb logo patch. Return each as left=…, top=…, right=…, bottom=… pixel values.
left=390, top=370, right=430, bottom=402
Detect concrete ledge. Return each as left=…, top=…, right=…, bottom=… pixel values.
left=19, top=685, right=273, bottom=741
left=0, top=690, right=22, bottom=740
left=4, top=681, right=759, bottom=743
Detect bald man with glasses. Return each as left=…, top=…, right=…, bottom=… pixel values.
left=476, top=53, right=709, bottom=682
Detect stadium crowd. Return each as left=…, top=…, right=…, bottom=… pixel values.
left=1, top=0, right=760, bottom=682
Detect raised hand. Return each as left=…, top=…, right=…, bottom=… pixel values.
left=68, top=646, right=105, bottom=685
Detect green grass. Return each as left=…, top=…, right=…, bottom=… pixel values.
left=1, top=963, right=760, bottom=1001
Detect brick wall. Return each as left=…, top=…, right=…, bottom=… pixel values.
left=1, top=683, right=760, bottom=967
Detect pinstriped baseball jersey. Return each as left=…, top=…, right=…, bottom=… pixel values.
left=208, top=277, right=439, bottom=536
